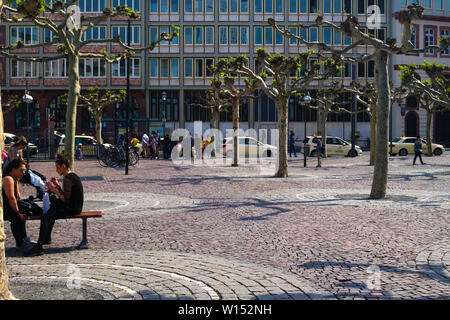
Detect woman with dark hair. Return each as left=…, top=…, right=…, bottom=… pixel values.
left=2, top=158, right=33, bottom=254
left=27, top=154, right=84, bottom=256
left=3, top=136, right=28, bottom=168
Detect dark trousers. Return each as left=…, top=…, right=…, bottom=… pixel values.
left=3, top=207, right=27, bottom=246
left=163, top=145, right=170, bottom=159
left=289, top=144, right=297, bottom=157
left=37, top=199, right=75, bottom=244
left=413, top=151, right=424, bottom=165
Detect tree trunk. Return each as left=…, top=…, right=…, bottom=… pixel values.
left=232, top=97, right=239, bottom=167
left=369, top=104, right=377, bottom=166
left=275, top=99, right=289, bottom=178
left=65, top=55, right=80, bottom=171
left=426, top=109, right=433, bottom=156
left=95, top=113, right=103, bottom=145
left=370, top=52, right=390, bottom=199
left=319, top=107, right=328, bottom=158
left=210, top=110, right=219, bottom=158
left=0, top=93, right=15, bottom=300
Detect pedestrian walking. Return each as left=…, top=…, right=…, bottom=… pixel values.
left=413, top=136, right=425, bottom=165
left=313, top=136, right=323, bottom=168
left=289, top=131, right=297, bottom=158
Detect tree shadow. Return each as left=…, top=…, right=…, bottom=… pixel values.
left=5, top=246, right=77, bottom=257
left=298, top=261, right=450, bottom=287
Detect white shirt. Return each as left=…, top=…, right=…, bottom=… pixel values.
left=142, top=134, right=149, bottom=145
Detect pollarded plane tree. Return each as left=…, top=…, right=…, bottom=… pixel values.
left=210, top=57, right=260, bottom=167
left=60, top=87, right=126, bottom=145
left=310, top=81, right=370, bottom=158
left=269, top=4, right=450, bottom=198
left=189, top=90, right=231, bottom=158
left=0, top=0, right=177, bottom=170
left=220, top=50, right=339, bottom=177
left=399, top=61, right=450, bottom=156
left=335, top=81, right=407, bottom=165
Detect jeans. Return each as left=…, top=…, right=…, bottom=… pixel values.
left=37, top=199, right=76, bottom=244
left=3, top=207, right=27, bottom=246
left=289, top=144, right=297, bottom=157
left=413, top=151, right=424, bottom=165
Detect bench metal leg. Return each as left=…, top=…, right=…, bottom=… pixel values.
left=77, top=218, right=89, bottom=250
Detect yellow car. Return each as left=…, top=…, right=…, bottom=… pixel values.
left=303, top=136, right=363, bottom=157
left=58, top=135, right=111, bottom=157
left=389, top=137, right=445, bottom=156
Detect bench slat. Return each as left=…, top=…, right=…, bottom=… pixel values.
left=25, top=210, right=102, bottom=220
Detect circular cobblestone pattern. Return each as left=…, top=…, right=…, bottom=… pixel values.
left=83, top=193, right=202, bottom=219
left=251, top=188, right=450, bottom=212
left=415, top=240, right=450, bottom=285
left=7, top=250, right=334, bottom=300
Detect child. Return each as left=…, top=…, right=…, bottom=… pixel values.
left=75, top=143, right=83, bottom=160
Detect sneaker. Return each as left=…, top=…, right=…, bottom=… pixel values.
left=23, top=237, right=37, bottom=246
left=24, top=244, right=44, bottom=257
left=16, top=241, right=34, bottom=253
left=42, top=238, right=52, bottom=245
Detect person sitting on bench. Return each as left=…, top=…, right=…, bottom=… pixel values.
left=26, top=154, right=84, bottom=257
left=2, top=158, right=34, bottom=254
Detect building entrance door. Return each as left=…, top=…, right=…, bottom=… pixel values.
left=435, top=109, right=450, bottom=147
left=405, top=112, right=418, bottom=137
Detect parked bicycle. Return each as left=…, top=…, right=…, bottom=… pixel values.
left=98, top=144, right=139, bottom=168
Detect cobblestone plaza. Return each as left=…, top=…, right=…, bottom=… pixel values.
left=4, top=154, right=450, bottom=300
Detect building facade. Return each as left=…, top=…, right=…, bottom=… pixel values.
left=391, top=0, right=450, bottom=146
left=1, top=0, right=396, bottom=146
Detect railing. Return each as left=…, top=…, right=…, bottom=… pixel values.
left=29, top=144, right=103, bottom=161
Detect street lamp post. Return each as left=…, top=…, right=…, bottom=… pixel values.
left=125, top=19, right=131, bottom=175
left=161, top=91, right=167, bottom=132
left=389, top=102, right=393, bottom=156
left=22, top=80, right=33, bottom=165
left=302, top=93, right=311, bottom=168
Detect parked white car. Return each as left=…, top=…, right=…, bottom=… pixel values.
left=220, top=137, right=278, bottom=158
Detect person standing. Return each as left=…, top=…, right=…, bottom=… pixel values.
left=26, top=154, right=84, bottom=256
left=413, top=136, right=425, bottom=165
left=162, top=134, right=171, bottom=160
left=313, top=136, right=323, bottom=168
left=4, top=136, right=28, bottom=168
left=142, top=131, right=150, bottom=158
left=289, top=131, right=297, bottom=158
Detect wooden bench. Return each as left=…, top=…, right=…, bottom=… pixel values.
left=25, top=211, right=102, bottom=250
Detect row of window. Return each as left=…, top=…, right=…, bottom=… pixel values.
left=10, top=58, right=379, bottom=80
left=14, top=90, right=374, bottom=132
left=410, top=25, right=450, bottom=56
left=12, top=25, right=389, bottom=48
left=11, top=59, right=141, bottom=78
left=10, top=0, right=390, bottom=15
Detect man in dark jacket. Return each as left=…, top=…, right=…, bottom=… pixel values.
left=313, top=137, right=323, bottom=168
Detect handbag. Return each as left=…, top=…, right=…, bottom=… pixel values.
left=18, top=198, right=43, bottom=217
